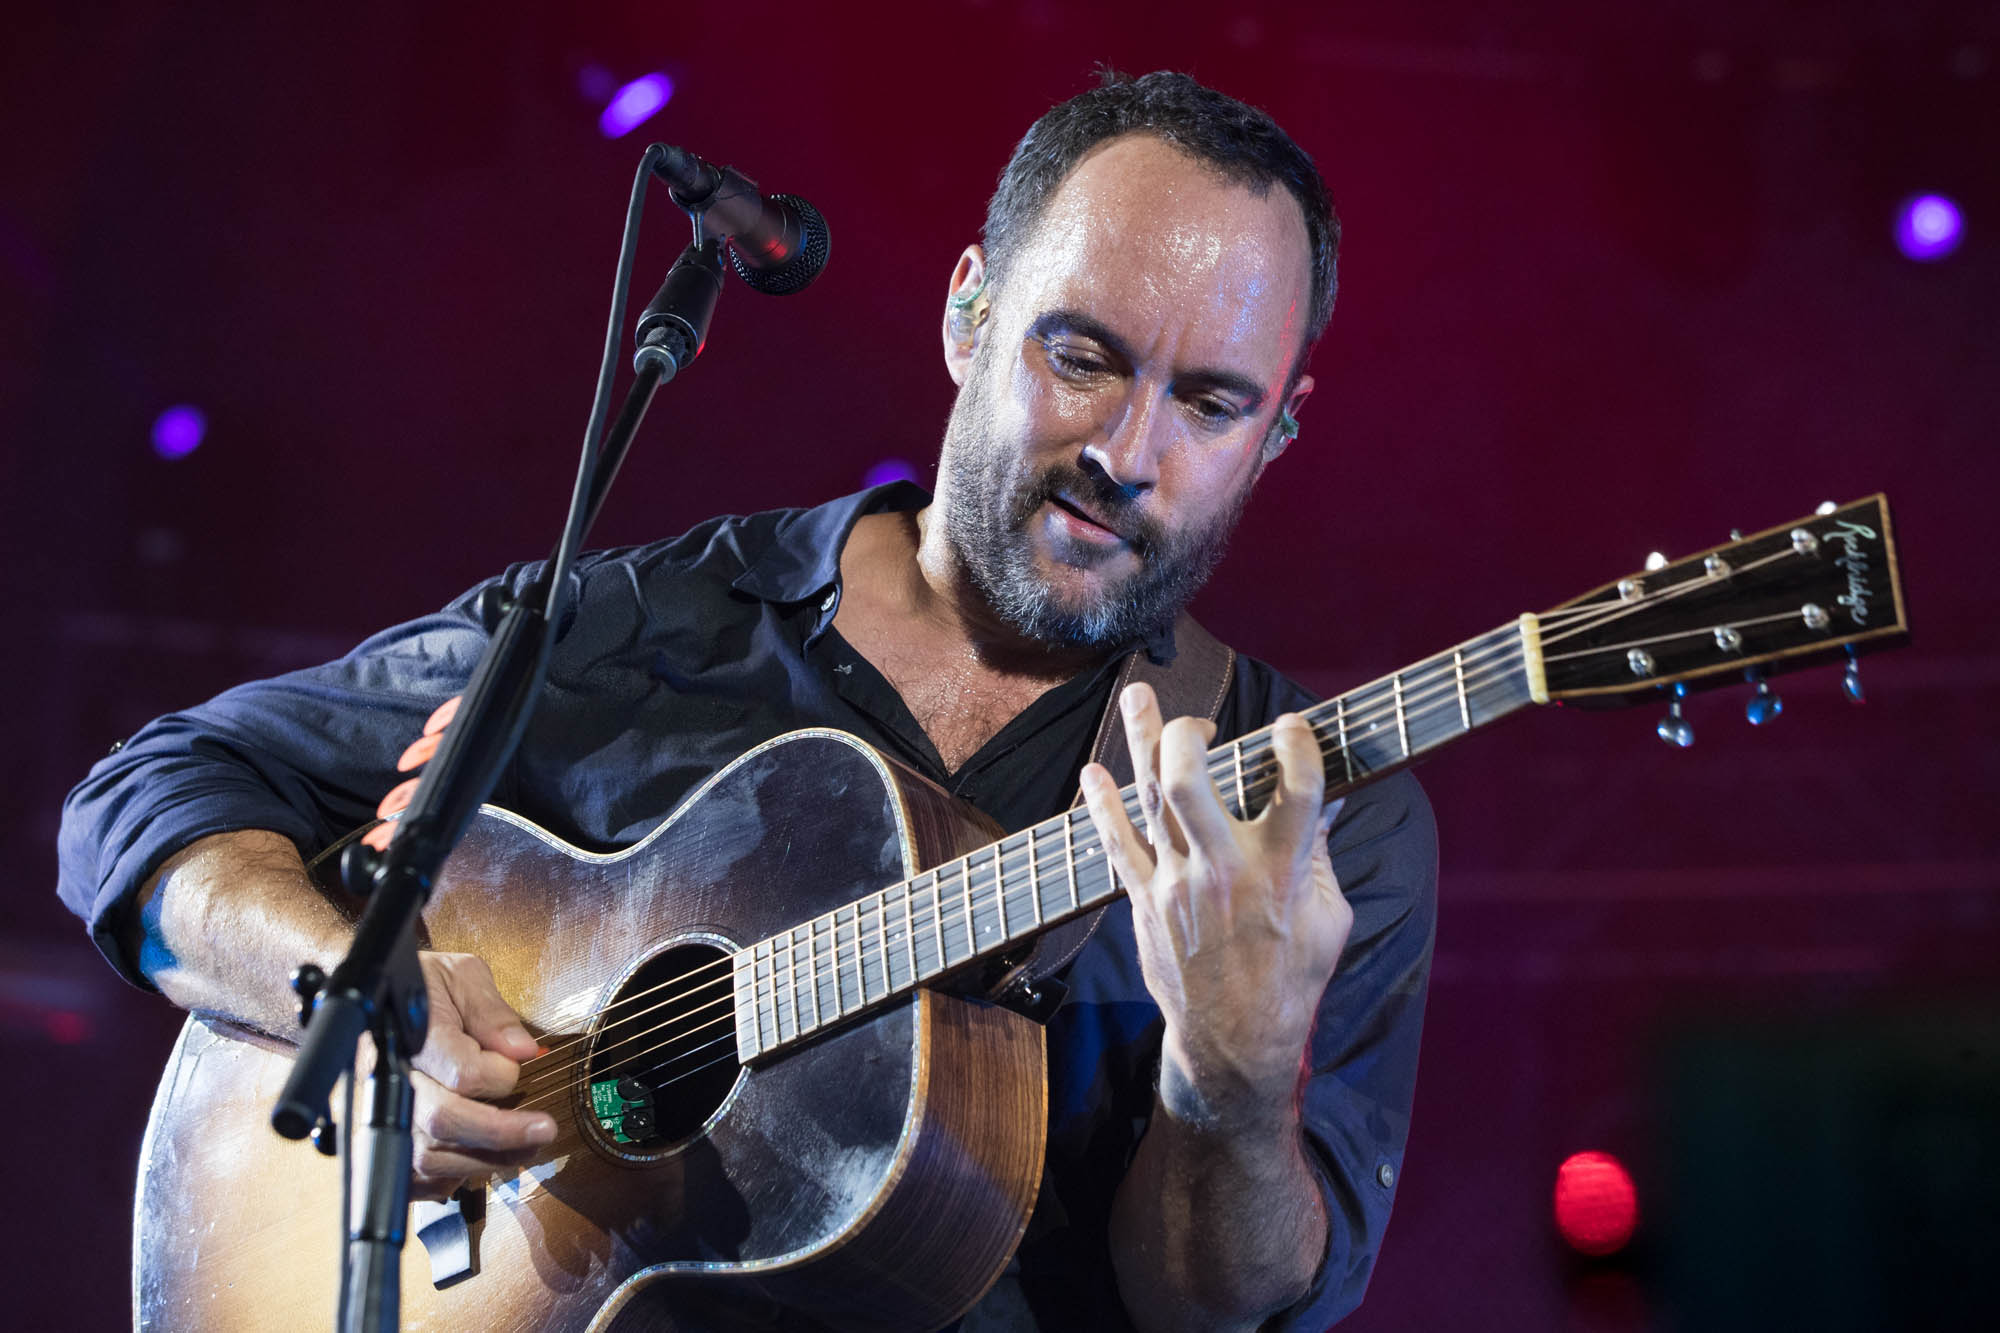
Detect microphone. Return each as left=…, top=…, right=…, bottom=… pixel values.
left=651, top=144, right=830, bottom=295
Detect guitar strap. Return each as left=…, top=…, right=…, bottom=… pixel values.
left=992, top=611, right=1237, bottom=1012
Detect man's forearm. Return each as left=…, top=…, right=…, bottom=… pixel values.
left=1109, top=1072, right=1328, bottom=1333
left=126, top=829, right=355, bottom=1036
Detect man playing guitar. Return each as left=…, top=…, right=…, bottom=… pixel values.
left=60, top=71, right=1435, bottom=1332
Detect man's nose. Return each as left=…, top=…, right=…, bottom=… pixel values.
left=1080, top=387, right=1170, bottom=493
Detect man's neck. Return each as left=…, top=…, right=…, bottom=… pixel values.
left=832, top=506, right=1111, bottom=772
left=853, top=505, right=1105, bottom=684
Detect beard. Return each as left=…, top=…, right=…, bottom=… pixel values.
left=937, top=356, right=1254, bottom=650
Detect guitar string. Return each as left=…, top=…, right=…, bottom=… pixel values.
left=512, top=1024, right=740, bottom=1120
left=1541, top=606, right=1812, bottom=663
left=1538, top=545, right=1800, bottom=649
left=505, top=621, right=1543, bottom=1088
left=504, top=623, right=1549, bottom=1098
left=508, top=556, right=1821, bottom=1101
left=504, top=532, right=1861, bottom=1133
left=508, top=545, right=1827, bottom=1099
left=513, top=543, right=1748, bottom=1109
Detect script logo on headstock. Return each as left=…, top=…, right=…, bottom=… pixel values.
left=1822, top=519, right=1877, bottom=625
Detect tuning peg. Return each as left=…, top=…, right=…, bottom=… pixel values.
left=1842, top=646, right=1866, bottom=704
left=1656, top=682, right=1694, bottom=748
left=1744, top=667, right=1783, bottom=725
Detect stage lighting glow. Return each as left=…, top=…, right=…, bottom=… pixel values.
left=152, top=405, right=206, bottom=458
left=1553, top=1150, right=1639, bottom=1257
left=576, top=63, right=615, bottom=105
left=1895, top=194, right=1963, bottom=261
left=599, top=74, right=673, bottom=139
left=864, top=458, right=922, bottom=488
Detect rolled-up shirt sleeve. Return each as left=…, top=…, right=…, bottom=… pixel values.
left=1273, top=767, right=1438, bottom=1329
left=55, top=593, right=515, bottom=990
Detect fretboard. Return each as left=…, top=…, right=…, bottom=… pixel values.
left=733, top=615, right=1547, bottom=1061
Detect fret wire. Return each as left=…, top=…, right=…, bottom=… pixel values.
left=872, top=893, right=888, bottom=997
left=1232, top=739, right=1246, bottom=818
left=805, top=918, right=823, bottom=1032
left=782, top=930, right=798, bottom=1041
left=758, top=941, right=776, bottom=1051
left=902, top=881, right=918, bottom=985
left=1393, top=674, right=1411, bottom=758
left=1335, top=697, right=1354, bottom=782
left=1453, top=648, right=1471, bottom=730
left=749, top=942, right=764, bottom=1050
left=832, top=912, right=849, bottom=1015
left=732, top=951, right=755, bottom=1058
left=926, top=871, right=944, bottom=974
left=1028, top=828, right=1044, bottom=926
left=767, top=938, right=783, bottom=1043
left=958, top=859, right=977, bottom=959
left=1063, top=811, right=1079, bottom=910
left=845, top=907, right=861, bottom=1006
left=789, top=926, right=807, bottom=1035
left=993, top=843, right=1009, bottom=939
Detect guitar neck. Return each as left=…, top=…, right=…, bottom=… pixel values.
left=732, top=616, right=1549, bottom=1061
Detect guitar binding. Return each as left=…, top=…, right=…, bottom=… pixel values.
left=575, top=932, right=746, bottom=1165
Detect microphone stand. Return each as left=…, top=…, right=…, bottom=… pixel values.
left=268, top=142, right=728, bottom=1333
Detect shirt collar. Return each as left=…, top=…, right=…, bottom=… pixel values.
left=730, top=481, right=925, bottom=608
left=729, top=480, right=1179, bottom=662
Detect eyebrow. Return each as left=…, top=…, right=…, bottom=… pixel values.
left=1027, top=309, right=1268, bottom=412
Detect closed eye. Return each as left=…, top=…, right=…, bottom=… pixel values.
left=1039, top=338, right=1116, bottom=380
left=1183, top=394, right=1242, bottom=426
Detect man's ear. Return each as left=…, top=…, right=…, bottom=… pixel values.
left=1258, top=373, right=1316, bottom=467
left=942, top=245, right=990, bottom=386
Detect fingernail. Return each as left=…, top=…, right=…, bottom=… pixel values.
left=528, top=1116, right=556, bottom=1143
left=503, top=1025, right=533, bottom=1051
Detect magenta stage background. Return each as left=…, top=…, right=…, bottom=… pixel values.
left=5, top=3, right=1995, bottom=1329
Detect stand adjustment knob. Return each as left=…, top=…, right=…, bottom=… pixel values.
left=291, top=963, right=326, bottom=1026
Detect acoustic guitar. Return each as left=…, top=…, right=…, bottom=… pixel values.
left=132, top=497, right=1907, bottom=1331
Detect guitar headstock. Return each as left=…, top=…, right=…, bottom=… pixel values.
left=1537, top=495, right=1908, bottom=709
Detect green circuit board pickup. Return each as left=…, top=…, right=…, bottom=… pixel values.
left=590, top=1076, right=658, bottom=1144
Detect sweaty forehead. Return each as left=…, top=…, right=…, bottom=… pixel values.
left=1005, top=134, right=1313, bottom=372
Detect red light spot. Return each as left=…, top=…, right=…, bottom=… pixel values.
left=44, top=1011, right=91, bottom=1044
left=1554, top=1150, right=1639, bottom=1256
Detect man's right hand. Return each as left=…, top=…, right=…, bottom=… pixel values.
left=406, top=951, right=558, bottom=1200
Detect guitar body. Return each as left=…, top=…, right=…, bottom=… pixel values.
left=133, top=730, right=1049, bottom=1333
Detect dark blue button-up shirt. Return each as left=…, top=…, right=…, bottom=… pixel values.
left=59, top=483, right=1435, bottom=1329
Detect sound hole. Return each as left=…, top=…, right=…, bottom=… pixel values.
left=582, top=940, right=740, bottom=1156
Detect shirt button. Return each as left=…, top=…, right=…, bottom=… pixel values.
left=1376, top=1162, right=1396, bottom=1189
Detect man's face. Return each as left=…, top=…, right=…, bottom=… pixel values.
left=937, top=133, right=1315, bottom=649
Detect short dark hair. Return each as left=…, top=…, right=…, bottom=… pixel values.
left=982, top=69, right=1339, bottom=359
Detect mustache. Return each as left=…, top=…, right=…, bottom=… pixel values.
left=1014, top=462, right=1165, bottom=557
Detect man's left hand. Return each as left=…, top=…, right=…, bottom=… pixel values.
left=1080, top=682, right=1352, bottom=1126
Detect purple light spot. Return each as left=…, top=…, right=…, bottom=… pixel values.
left=863, top=458, right=922, bottom=489
left=598, top=74, right=672, bottom=139
left=152, top=405, right=206, bottom=458
left=1895, top=194, right=1963, bottom=261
